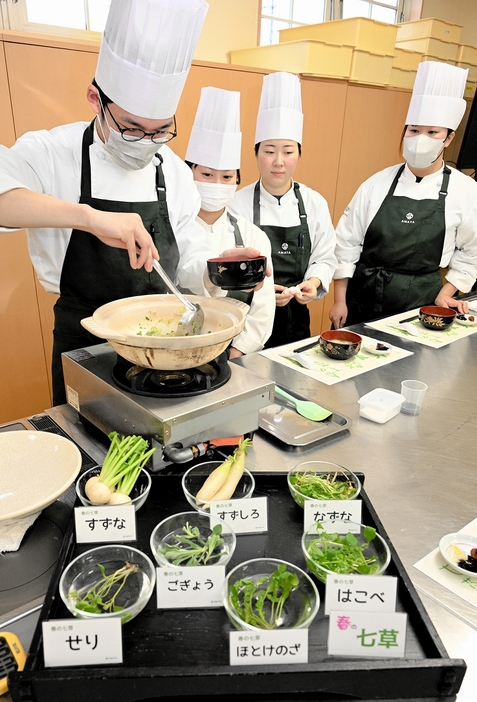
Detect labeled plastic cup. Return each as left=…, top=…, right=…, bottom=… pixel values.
left=400, top=380, right=428, bottom=416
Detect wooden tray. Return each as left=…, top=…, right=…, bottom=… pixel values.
left=9, top=473, right=466, bottom=702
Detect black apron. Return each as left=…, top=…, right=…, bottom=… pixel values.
left=253, top=181, right=311, bottom=347
left=346, top=164, right=450, bottom=326
left=52, top=120, right=180, bottom=405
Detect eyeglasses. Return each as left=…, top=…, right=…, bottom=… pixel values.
left=103, top=103, right=177, bottom=144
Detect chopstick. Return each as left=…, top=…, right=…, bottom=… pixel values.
left=293, top=339, right=320, bottom=353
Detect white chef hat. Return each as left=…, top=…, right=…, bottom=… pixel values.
left=405, top=61, right=468, bottom=131
left=255, top=71, right=303, bottom=145
left=185, top=87, right=242, bottom=170
left=95, top=0, right=209, bottom=119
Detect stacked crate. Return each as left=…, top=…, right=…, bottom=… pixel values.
left=278, top=18, right=397, bottom=86
left=229, top=16, right=477, bottom=96
left=395, top=18, right=462, bottom=62
left=391, top=18, right=463, bottom=91
left=229, top=40, right=354, bottom=81
left=456, top=44, right=477, bottom=99
left=229, top=17, right=397, bottom=86
left=391, top=47, right=423, bottom=89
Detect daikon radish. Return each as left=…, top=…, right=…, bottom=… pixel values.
left=195, top=456, right=233, bottom=505
left=207, top=438, right=253, bottom=502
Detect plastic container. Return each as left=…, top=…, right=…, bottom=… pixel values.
left=457, top=44, right=477, bottom=65
left=389, top=66, right=417, bottom=89
left=396, top=18, right=462, bottom=44
left=393, top=47, right=423, bottom=71
left=349, top=49, right=394, bottom=85
left=464, top=81, right=477, bottom=99
left=279, top=17, right=398, bottom=55
left=395, top=37, right=459, bottom=61
left=230, top=40, right=353, bottom=79
left=358, top=388, right=404, bottom=424
left=456, top=61, right=477, bottom=83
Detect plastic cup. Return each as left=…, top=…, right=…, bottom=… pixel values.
left=400, top=380, right=428, bottom=416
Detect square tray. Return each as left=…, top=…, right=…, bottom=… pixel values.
left=259, top=388, right=352, bottom=448
left=9, top=473, right=466, bottom=702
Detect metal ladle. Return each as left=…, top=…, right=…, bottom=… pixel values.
left=152, top=259, right=205, bottom=336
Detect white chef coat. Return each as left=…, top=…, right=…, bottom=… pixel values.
left=0, top=120, right=215, bottom=295
left=229, top=180, right=337, bottom=298
left=335, top=162, right=477, bottom=293
left=196, top=210, right=275, bottom=354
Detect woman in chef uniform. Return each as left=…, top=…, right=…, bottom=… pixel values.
left=0, top=0, right=265, bottom=405
left=185, top=87, right=275, bottom=357
left=329, top=61, right=477, bottom=329
left=229, top=72, right=337, bottom=347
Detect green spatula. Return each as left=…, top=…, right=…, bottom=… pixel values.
left=274, top=386, right=332, bottom=422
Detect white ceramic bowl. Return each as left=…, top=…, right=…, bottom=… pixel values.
left=439, top=532, right=477, bottom=576
left=223, top=558, right=320, bottom=631
left=59, top=544, right=156, bottom=624
left=181, top=461, right=255, bottom=511
left=150, top=511, right=236, bottom=567
left=76, top=465, right=151, bottom=511
left=0, top=431, right=82, bottom=521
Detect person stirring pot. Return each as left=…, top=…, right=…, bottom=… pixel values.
left=330, top=61, right=477, bottom=329
left=229, top=72, right=337, bottom=347
left=185, top=87, right=275, bottom=358
left=0, top=0, right=267, bottom=405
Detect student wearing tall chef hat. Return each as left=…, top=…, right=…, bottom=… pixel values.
left=228, top=71, right=337, bottom=348
left=0, top=0, right=267, bottom=406
left=330, top=61, right=477, bottom=329
left=185, top=87, right=275, bottom=357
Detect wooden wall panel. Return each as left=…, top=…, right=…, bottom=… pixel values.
left=4, top=41, right=98, bottom=134
left=0, top=232, right=51, bottom=422
left=333, top=85, right=411, bottom=223
left=297, top=77, right=348, bottom=216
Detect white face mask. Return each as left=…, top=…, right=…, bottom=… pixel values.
left=97, top=111, right=161, bottom=171
left=402, top=134, right=446, bottom=170
left=194, top=181, right=237, bottom=212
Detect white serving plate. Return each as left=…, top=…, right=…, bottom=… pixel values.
left=0, top=431, right=82, bottom=521
left=363, top=342, right=392, bottom=356
left=455, top=313, right=477, bottom=326
left=439, top=532, right=477, bottom=576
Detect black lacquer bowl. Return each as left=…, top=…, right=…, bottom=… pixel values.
left=319, top=330, right=362, bottom=360
left=207, top=255, right=267, bottom=291
left=419, top=305, right=456, bottom=330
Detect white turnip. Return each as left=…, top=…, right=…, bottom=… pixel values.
left=85, top=476, right=112, bottom=505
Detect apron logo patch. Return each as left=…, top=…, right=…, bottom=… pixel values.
left=401, top=212, right=415, bottom=224
left=277, top=242, right=291, bottom=255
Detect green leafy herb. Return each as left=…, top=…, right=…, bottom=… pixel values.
left=71, top=561, right=139, bottom=614
left=290, top=469, right=357, bottom=503
left=306, top=523, right=379, bottom=577
left=159, top=522, right=225, bottom=566
left=228, top=563, right=299, bottom=629
left=85, top=432, right=156, bottom=505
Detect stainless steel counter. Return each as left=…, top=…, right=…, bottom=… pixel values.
left=236, top=321, right=477, bottom=702
left=2, top=322, right=476, bottom=701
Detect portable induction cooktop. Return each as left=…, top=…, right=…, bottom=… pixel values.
left=62, top=343, right=274, bottom=471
